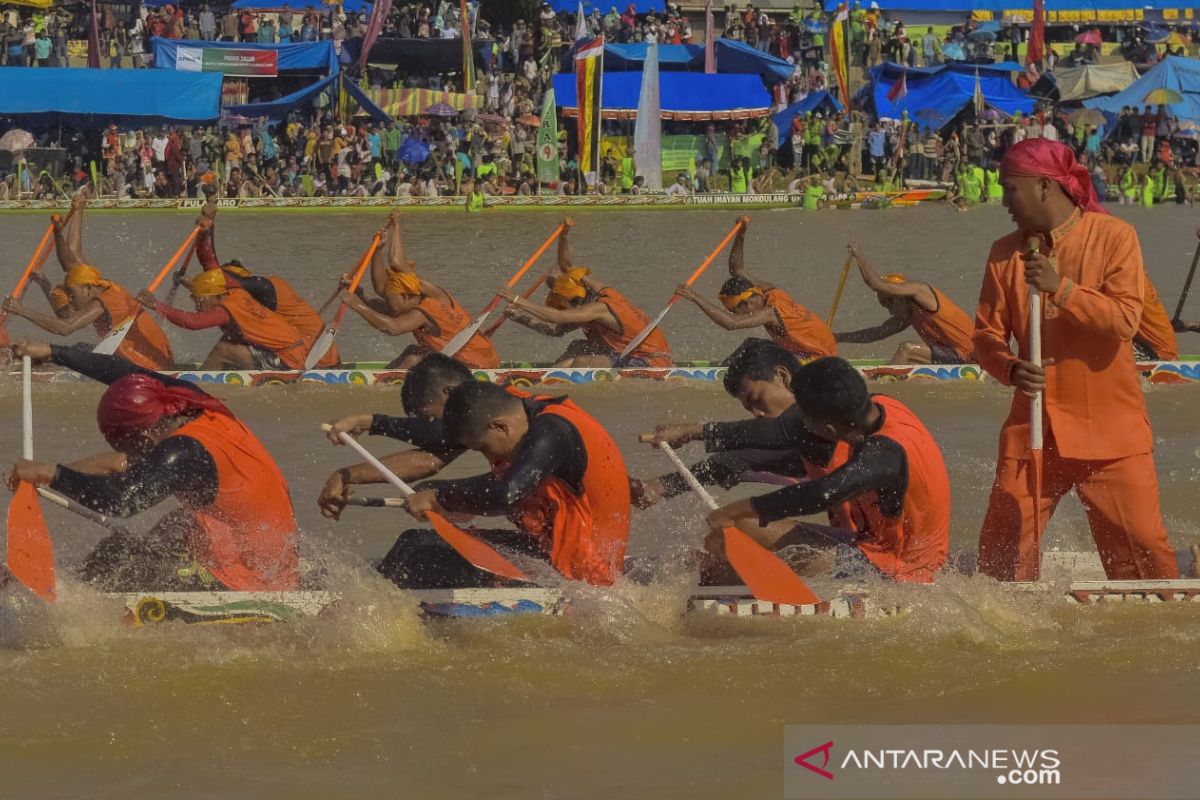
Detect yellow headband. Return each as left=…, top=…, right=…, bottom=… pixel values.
left=881, top=273, right=906, bottom=284
left=191, top=268, right=227, bottom=298
left=385, top=269, right=422, bottom=297
left=64, top=264, right=109, bottom=289
left=222, top=263, right=252, bottom=279
left=549, top=267, right=591, bottom=301
left=719, top=286, right=762, bottom=311
left=48, top=285, right=71, bottom=312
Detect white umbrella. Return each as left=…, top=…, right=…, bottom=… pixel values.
left=0, top=129, right=35, bottom=153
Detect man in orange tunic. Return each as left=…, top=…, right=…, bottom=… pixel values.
left=340, top=211, right=500, bottom=370
left=1133, top=277, right=1179, bottom=361
left=676, top=217, right=835, bottom=360
left=500, top=218, right=672, bottom=367
left=834, top=242, right=976, bottom=365
left=974, top=138, right=1179, bottom=581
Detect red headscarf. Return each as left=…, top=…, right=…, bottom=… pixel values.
left=97, top=374, right=231, bottom=446
left=999, top=138, right=1107, bottom=215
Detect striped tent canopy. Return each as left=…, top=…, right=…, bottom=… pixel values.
left=363, top=87, right=481, bottom=117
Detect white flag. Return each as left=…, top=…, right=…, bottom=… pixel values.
left=633, top=43, right=662, bottom=191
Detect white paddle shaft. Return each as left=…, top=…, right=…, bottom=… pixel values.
left=619, top=302, right=674, bottom=361
left=1030, top=287, right=1043, bottom=451
left=320, top=424, right=415, bottom=498
left=22, top=355, right=32, bottom=459
left=656, top=441, right=719, bottom=511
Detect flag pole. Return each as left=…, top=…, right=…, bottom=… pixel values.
left=593, top=36, right=605, bottom=195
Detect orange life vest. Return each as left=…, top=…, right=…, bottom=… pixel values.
left=908, top=286, right=976, bottom=362
left=763, top=288, right=836, bottom=358
left=1135, top=278, right=1179, bottom=360
left=800, top=440, right=860, bottom=533
left=413, top=293, right=500, bottom=369
left=218, top=288, right=308, bottom=369
left=805, top=395, right=950, bottom=583
left=496, top=395, right=630, bottom=585
left=582, top=287, right=672, bottom=366
left=167, top=411, right=299, bottom=590
left=264, top=275, right=340, bottom=368
left=94, top=284, right=174, bottom=370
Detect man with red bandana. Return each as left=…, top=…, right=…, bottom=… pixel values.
left=5, top=341, right=298, bottom=591
left=973, top=138, right=1179, bottom=581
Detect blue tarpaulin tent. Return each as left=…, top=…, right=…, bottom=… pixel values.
left=823, top=0, right=1195, bottom=10
left=553, top=71, right=771, bottom=117
left=151, top=37, right=339, bottom=73
left=231, top=0, right=372, bottom=10
left=871, top=66, right=1034, bottom=128
left=0, top=67, right=221, bottom=124
left=573, top=39, right=793, bottom=83
left=712, top=38, right=794, bottom=84
left=601, top=43, right=704, bottom=70
left=547, top=0, right=663, bottom=13
left=771, top=92, right=844, bottom=146
left=1084, top=55, right=1200, bottom=125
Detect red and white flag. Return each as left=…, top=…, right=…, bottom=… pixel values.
left=886, top=68, right=907, bottom=103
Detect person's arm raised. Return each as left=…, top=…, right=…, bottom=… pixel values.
left=342, top=290, right=428, bottom=335
left=835, top=314, right=909, bottom=344
left=3, top=295, right=105, bottom=336
left=683, top=286, right=777, bottom=331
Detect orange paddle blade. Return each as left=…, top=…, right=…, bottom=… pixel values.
left=5, top=482, right=56, bottom=602
left=723, top=526, right=819, bottom=606
left=428, top=511, right=529, bottom=582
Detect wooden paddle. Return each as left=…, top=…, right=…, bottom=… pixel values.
left=36, top=487, right=135, bottom=537
left=482, top=274, right=549, bottom=338
left=441, top=222, right=565, bottom=358
left=304, top=232, right=384, bottom=370
left=616, top=218, right=747, bottom=364
left=651, top=439, right=820, bottom=606
left=5, top=355, right=56, bottom=601
left=320, top=424, right=528, bottom=581
left=346, top=496, right=407, bottom=508
left=94, top=225, right=201, bottom=356
left=1028, top=238, right=1044, bottom=549
left=1171, top=228, right=1200, bottom=322
left=163, top=241, right=198, bottom=308
left=826, top=254, right=854, bottom=328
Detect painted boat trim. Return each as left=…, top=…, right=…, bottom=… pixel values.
left=18, top=359, right=1200, bottom=388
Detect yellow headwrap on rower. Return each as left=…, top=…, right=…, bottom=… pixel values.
left=549, top=267, right=591, bottom=301
left=718, top=286, right=763, bottom=311
left=222, top=263, right=252, bottom=279
left=191, top=268, right=228, bottom=298
left=49, top=285, right=71, bottom=313
left=385, top=264, right=422, bottom=297
left=881, top=273, right=906, bottom=284
left=64, top=264, right=111, bottom=290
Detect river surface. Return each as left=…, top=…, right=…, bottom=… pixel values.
left=0, top=206, right=1198, bottom=799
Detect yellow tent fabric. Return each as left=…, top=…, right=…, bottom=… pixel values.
left=6, top=0, right=53, bottom=8
left=361, top=87, right=481, bottom=117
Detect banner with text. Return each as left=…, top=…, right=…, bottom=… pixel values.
left=176, top=47, right=278, bottom=78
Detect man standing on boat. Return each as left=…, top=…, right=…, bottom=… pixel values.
left=498, top=218, right=673, bottom=368
left=399, top=381, right=631, bottom=587
left=701, top=356, right=951, bottom=584
left=973, top=138, right=1179, bottom=581
left=5, top=341, right=298, bottom=591
left=833, top=242, right=975, bottom=365
left=339, top=211, right=500, bottom=370
left=674, top=218, right=835, bottom=361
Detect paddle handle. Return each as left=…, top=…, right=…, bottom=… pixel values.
left=347, top=496, right=407, bottom=508
left=681, top=218, right=747, bottom=289
left=36, top=487, right=132, bottom=537
left=345, top=232, right=384, bottom=296
left=21, top=355, right=32, bottom=460
left=1172, top=237, right=1200, bottom=321
left=320, top=424, right=415, bottom=498
left=504, top=223, right=565, bottom=291
left=826, top=254, right=854, bottom=327
left=1029, top=237, right=1043, bottom=452
left=147, top=227, right=201, bottom=294
left=483, top=274, right=549, bottom=338
left=656, top=441, right=719, bottom=512
left=0, top=219, right=59, bottom=328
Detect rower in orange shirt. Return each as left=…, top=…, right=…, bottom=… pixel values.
left=835, top=242, right=976, bottom=365
left=1133, top=277, right=1179, bottom=361
left=676, top=217, right=835, bottom=360
left=2, top=215, right=174, bottom=370
left=400, top=381, right=631, bottom=587
left=973, top=138, right=1178, bottom=581
left=142, top=269, right=310, bottom=370
left=191, top=203, right=341, bottom=368
left=500, top=218, right=672, bottom=367
left=339, top=210, right=500, bottom=370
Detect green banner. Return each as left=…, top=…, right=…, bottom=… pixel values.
left=536, top=89, right=559, bottom=184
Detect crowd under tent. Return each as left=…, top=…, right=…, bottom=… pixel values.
left=771, top=91, right=845, bottom=146
left=820, top=0, right=1198, bottom=26
left=546, top=0, right=664, bottom=13
left=1084, top=55, right=1200, bottom=124
left=868, top=62, right=1035, bottom=128
left=553, top=71, right=773, bottom=120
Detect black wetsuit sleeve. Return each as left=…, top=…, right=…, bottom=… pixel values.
left=658, top=449, right=801, bottom=497
left=422, top=414, right=585, bottom=515
left=749, top=436, right=908, bottom=525
left=48, top=435, right=219, bottom=517
left=50, top=344, right=203, bottom=394
left=702, top=405, right=837, bottom=467
left=369, top=414, right=464, bottom=462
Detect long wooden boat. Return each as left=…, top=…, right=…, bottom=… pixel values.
left=17, top=358, right=1200, bottom=389
left=111, top=550, right=1199, bottom=627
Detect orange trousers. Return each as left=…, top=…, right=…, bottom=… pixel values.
left=978, top=436, right=1179, bottom=581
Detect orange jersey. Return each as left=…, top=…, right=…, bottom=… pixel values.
left=219, top=288, right=308, bottom=370
left=801, top=440, right=859, bottom=533
left=412, top=293, right=500, bottom=369
left=94, top=284, right=174, bottom=370
left=264, top=275, right=340, bottom=368
left=582, top=287, right=672, bottom=366
left=763, top=288, right=836, bottom=358
left=168, top=411, right=299, bottom=590
left=502, top=396, right=630, bottom=585
left=807, top=396, right=951, bottom=583
left=1135, top=277, right=1179, bottom=360
left=908, top=286, right=975, bottom=362
left=974, top=211, right=1152, bottom=461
